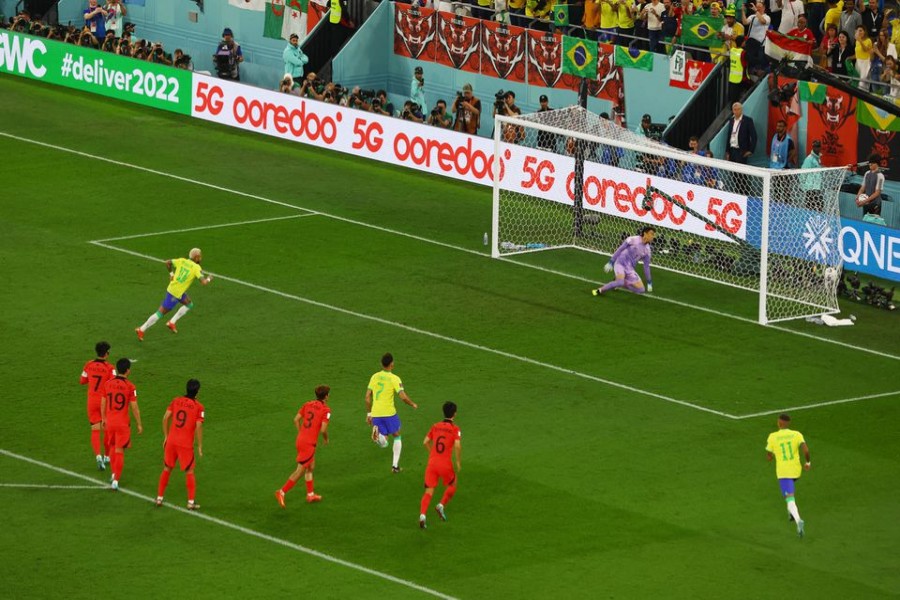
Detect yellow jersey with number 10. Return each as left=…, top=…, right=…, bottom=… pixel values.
left=166, top=257, right=203, bottom=298
left=368, top=370, right=403, bottom=417
left=766, top=429, right=805, bottom=479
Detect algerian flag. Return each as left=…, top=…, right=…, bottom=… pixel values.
left=562, top=36, right=597, bottom=78
left=798, top=81, right=826, bottom=104
left=554, top=4, right=569, bottom=27
left=264, top=0, right=287, bottom=40
left=230, top=0, right=266, bottom=9
left=282, top=0, right=308, bottom=40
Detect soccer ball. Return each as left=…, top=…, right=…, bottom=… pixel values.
left=823, top=266, right=839, bottom=286
left=856, top=193, right=868, bottom=207
left=377, top=434, right=389, bottom=448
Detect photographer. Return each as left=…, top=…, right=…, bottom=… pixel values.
left=117, top=37, right=131, bottom=56
left=451, top=83, right=481, bottom=135
left=279, top=75, right=295, bottom=95
left=148, top=42, right=172, bottom=65
left=427, top=100, right=453, bottom=128
left=78, top=26, right=99, bottom=49
left=372, top=90, right=394, bottom=117
left=299, top=73, right=326, bottom=100
left=101, top=30, right=117, bottom=52
left=8, top=11, right=31, bottom=33
left=84, top=0, right=108, bottom=40
left=213, top=28, right=243, bottom=81
left=410, top=66, right=427, bottom=114
left=493, top=90, right=524, bottom=144
left=401, top=100, right=425, bottom=123
left=173, top=49, right=194, bottom=71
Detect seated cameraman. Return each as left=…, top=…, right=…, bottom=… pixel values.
left=428, top=100, right=453, bottom=128
left=401, top=100, right=425, bottom=123
left=372, top=90, right=394, bottom=117
left=148, top=42, right=172, bottom=65
left=493, top=91, right=524, bottom=143
left=213, top=27, right=243, bottom=81
left=173, top=49, right=194, bottom=71
left=101, top=30, right=117, bottom=52
left=451, top=83, right=481, bottom=135
left=299, top=72, right=326, bottom=100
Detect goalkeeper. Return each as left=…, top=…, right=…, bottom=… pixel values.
left=592, top=226, right=655, bottom=296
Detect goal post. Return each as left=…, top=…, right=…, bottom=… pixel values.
left=491, top=106, right=849, bottom=325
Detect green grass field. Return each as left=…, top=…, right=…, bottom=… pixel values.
left=1, top=73, right=898, bottom=599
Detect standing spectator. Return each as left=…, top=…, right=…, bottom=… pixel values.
left=213, top=28, right=243, bottom=81
left=855, top=25, right=874, bottom=90
left=881, top=55, right=900, bottom=97
left=818, top=24, right=839, bottom=68
left=156, top=379, right=205, bottom=510
left=806, top=0, right=826, bottom=44
left=410, top=66, right=426, bottom=114
left=584, top=0, right=601, bottom=30
left=861, top=0, right=883, bottom=39
left=642, top=0, right=666, bottom=52
left=800, top=139, right=824, bottom=210
left=741, top=1, right=770, bottom=76
left=828, top=29, right=855, bottom=74
left=714, top=7, right=744, bottom=63
left=618, top=0, right=637, bottom=44
left=725, top=101, right=757, bottom=164
left=839, top=2, right=862, bottom=41
left=856, top=154, right=885, bottom=216
left=283, top=33, right=309, bottom=87
left=452, top=83, right=482, bottom=135
left=104, top=0, right=126, bottom=38
left=728, top=35, right=750, bottom=103
left=509, top=0, right=528, bottom=27
left=599, top=0, right=619, bottom=43
left=661, top=0, right=679, bottom=50
left=633, top=0, right=649, bottom=49
left=84, top=0, right=108, bottom=40
left=871, top=28, right=898, bottom=91
left=778, top=0, right=804, bottom=35
left=769, top=119, right=797, bottom=169
left=768, top=0, right=783, bottom=33
left=823, top=0, right=843, bottom=35
left=788, top=14, right=818, bottom=65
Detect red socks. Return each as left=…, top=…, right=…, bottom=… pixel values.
left=90, top=430, right=101, bottom=455
left=281, top=479, right=297, bottom=494
left=186, top=473, right=196, bottom=502
left=420, top=491, right=433, bottom=515
left=440, top=486, right=456, bottom=506
left=305, top=479, right=314, bottom=495
left=157, top=469, right=171, bottom=497
left=111, top=452, right=123, bottom=480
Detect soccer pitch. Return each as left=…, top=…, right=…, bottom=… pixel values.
left=1, top=74, right=898, bottom=599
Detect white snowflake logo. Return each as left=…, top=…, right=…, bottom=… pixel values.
left=802, top=216, right=834, bottom=260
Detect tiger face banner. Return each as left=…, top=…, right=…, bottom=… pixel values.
left=526, top=30, right=567, bottom=89
left=480, top=20, right=526, bottom=82
left=394, top=4, right=436, bottom=60
left=435, top=12, right=481, bottom=73
left=807, top=86, right=858, bottom=167
left=858, top=127, right=899, bottom=175
left=589, top=42, right=621, bottom=103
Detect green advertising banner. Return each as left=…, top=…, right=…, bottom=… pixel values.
left=0, top=30, right=192, bottom=115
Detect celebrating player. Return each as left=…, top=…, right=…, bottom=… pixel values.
left=135, top=248, right=212, bottom=340
left=80, top=341, right=116, bottom=470
left=100, top=358, right=142, bottom=490
left=419, top=402, right=461, bottom=530
left=366, top=353, right=417, bottom=473
left=592, top=226, right=656, bottom=296
left=156, top=379, right=205, bottom=510
left=275, top=385, right=331, bottom=507
left=765, top=413, right=811, bottom=538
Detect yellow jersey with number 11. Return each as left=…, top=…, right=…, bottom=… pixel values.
left=766, top=429, right=805, bottom=479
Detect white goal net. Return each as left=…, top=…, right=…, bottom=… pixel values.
left=492, top=106, right=849, bottom=324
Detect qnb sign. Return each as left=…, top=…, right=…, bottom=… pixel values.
left=0, top=32, right=47, bottom=78
left=840, top=224, right=900, bottom=277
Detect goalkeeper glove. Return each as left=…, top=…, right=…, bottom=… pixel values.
left=647, top=282, right=653, bottom=293
left=603, top=262, right=613, bottom=273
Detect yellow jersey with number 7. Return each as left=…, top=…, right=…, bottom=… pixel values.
left=166, top=257, right=203, bottom=298
left=368, top=370, right=403, bottom=417
left=766, top=429, right=805, bottom=479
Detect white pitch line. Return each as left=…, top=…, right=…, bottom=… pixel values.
left=0, top=449, right=457, bottom=600
left=94, top=214, right=318, bottom=243
left=91, top=240, right=737, bottom=420
left=0, top=483, right=105, bottom=490
left=733, top=390, right=900, bottom=420
left=3, top=131, right=898, bottom=362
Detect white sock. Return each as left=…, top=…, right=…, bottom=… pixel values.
left=392, top=438, right=402, bottom=468
left=170, top=305, right=190, bottom=324
left=139, top=312, right=160, bottom=331
left=787, top=498, right=801, bottom=523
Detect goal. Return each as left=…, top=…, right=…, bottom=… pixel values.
left=491, top=106, right=849, bottom=325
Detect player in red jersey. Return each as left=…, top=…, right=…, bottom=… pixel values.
left=156, top=379, right=205, bottom=510
left=419, top=402, right=461, bottom=529
left=275, top=385, right=331, bottom=508
left=100, top=358, right=142, bottom=490
left=80, top=341, right=116, bottom=470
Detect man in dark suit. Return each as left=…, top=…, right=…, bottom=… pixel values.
left=725, top=102, right=757, bottom=164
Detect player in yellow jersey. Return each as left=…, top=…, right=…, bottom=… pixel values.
left=135, top=248, right=212, bottom=340
left=765, top=414, right=811, bottom=538
left=365, top=353, right=417, bottom=473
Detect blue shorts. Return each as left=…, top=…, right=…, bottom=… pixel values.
left=372, top=415, right=401, bottom=436
left=160, top=292, right=188, bottom=311
left=778, top=478, right=796, bottom=497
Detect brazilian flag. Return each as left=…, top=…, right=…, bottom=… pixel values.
left=614, top=44, right=653, bottom=71
left=562, top=35, right=597, bottom=78
left=554, top=4, right=569, bottom=27
left=681, top=15, right=724, bottom=47
left=798, top=81, right=827, bottom=104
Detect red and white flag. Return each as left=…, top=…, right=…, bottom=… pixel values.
left=764, top=30, right=814, bottom=65
left=229, top=0, right=266, bottom=10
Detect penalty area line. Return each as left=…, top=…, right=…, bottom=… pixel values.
left=0, top=483, right=106, bottom=490
left=90, top=240, right=737, bottom=420
left=0, top=449, right=458, bottom=600
left=733, top=390, right=900, bottom=420
left=92, top=214, right=318, bottom=243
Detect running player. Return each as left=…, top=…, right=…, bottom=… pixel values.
left=80, top=341, right=116, bottom=470
left=366, top=353, right=417, bottom=473
left=419, top=402, right=462, bottom=530
left=275, top=385, right=331, bottom=508
left=765, top=413, right=811, bottom=538
left=156, top=379, right=205, bottom=510
left=135, top=248, right=212, bottom=340
left=592, top=226, right=655, bottom=296
left=100, top=358, right=142, bottom=490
